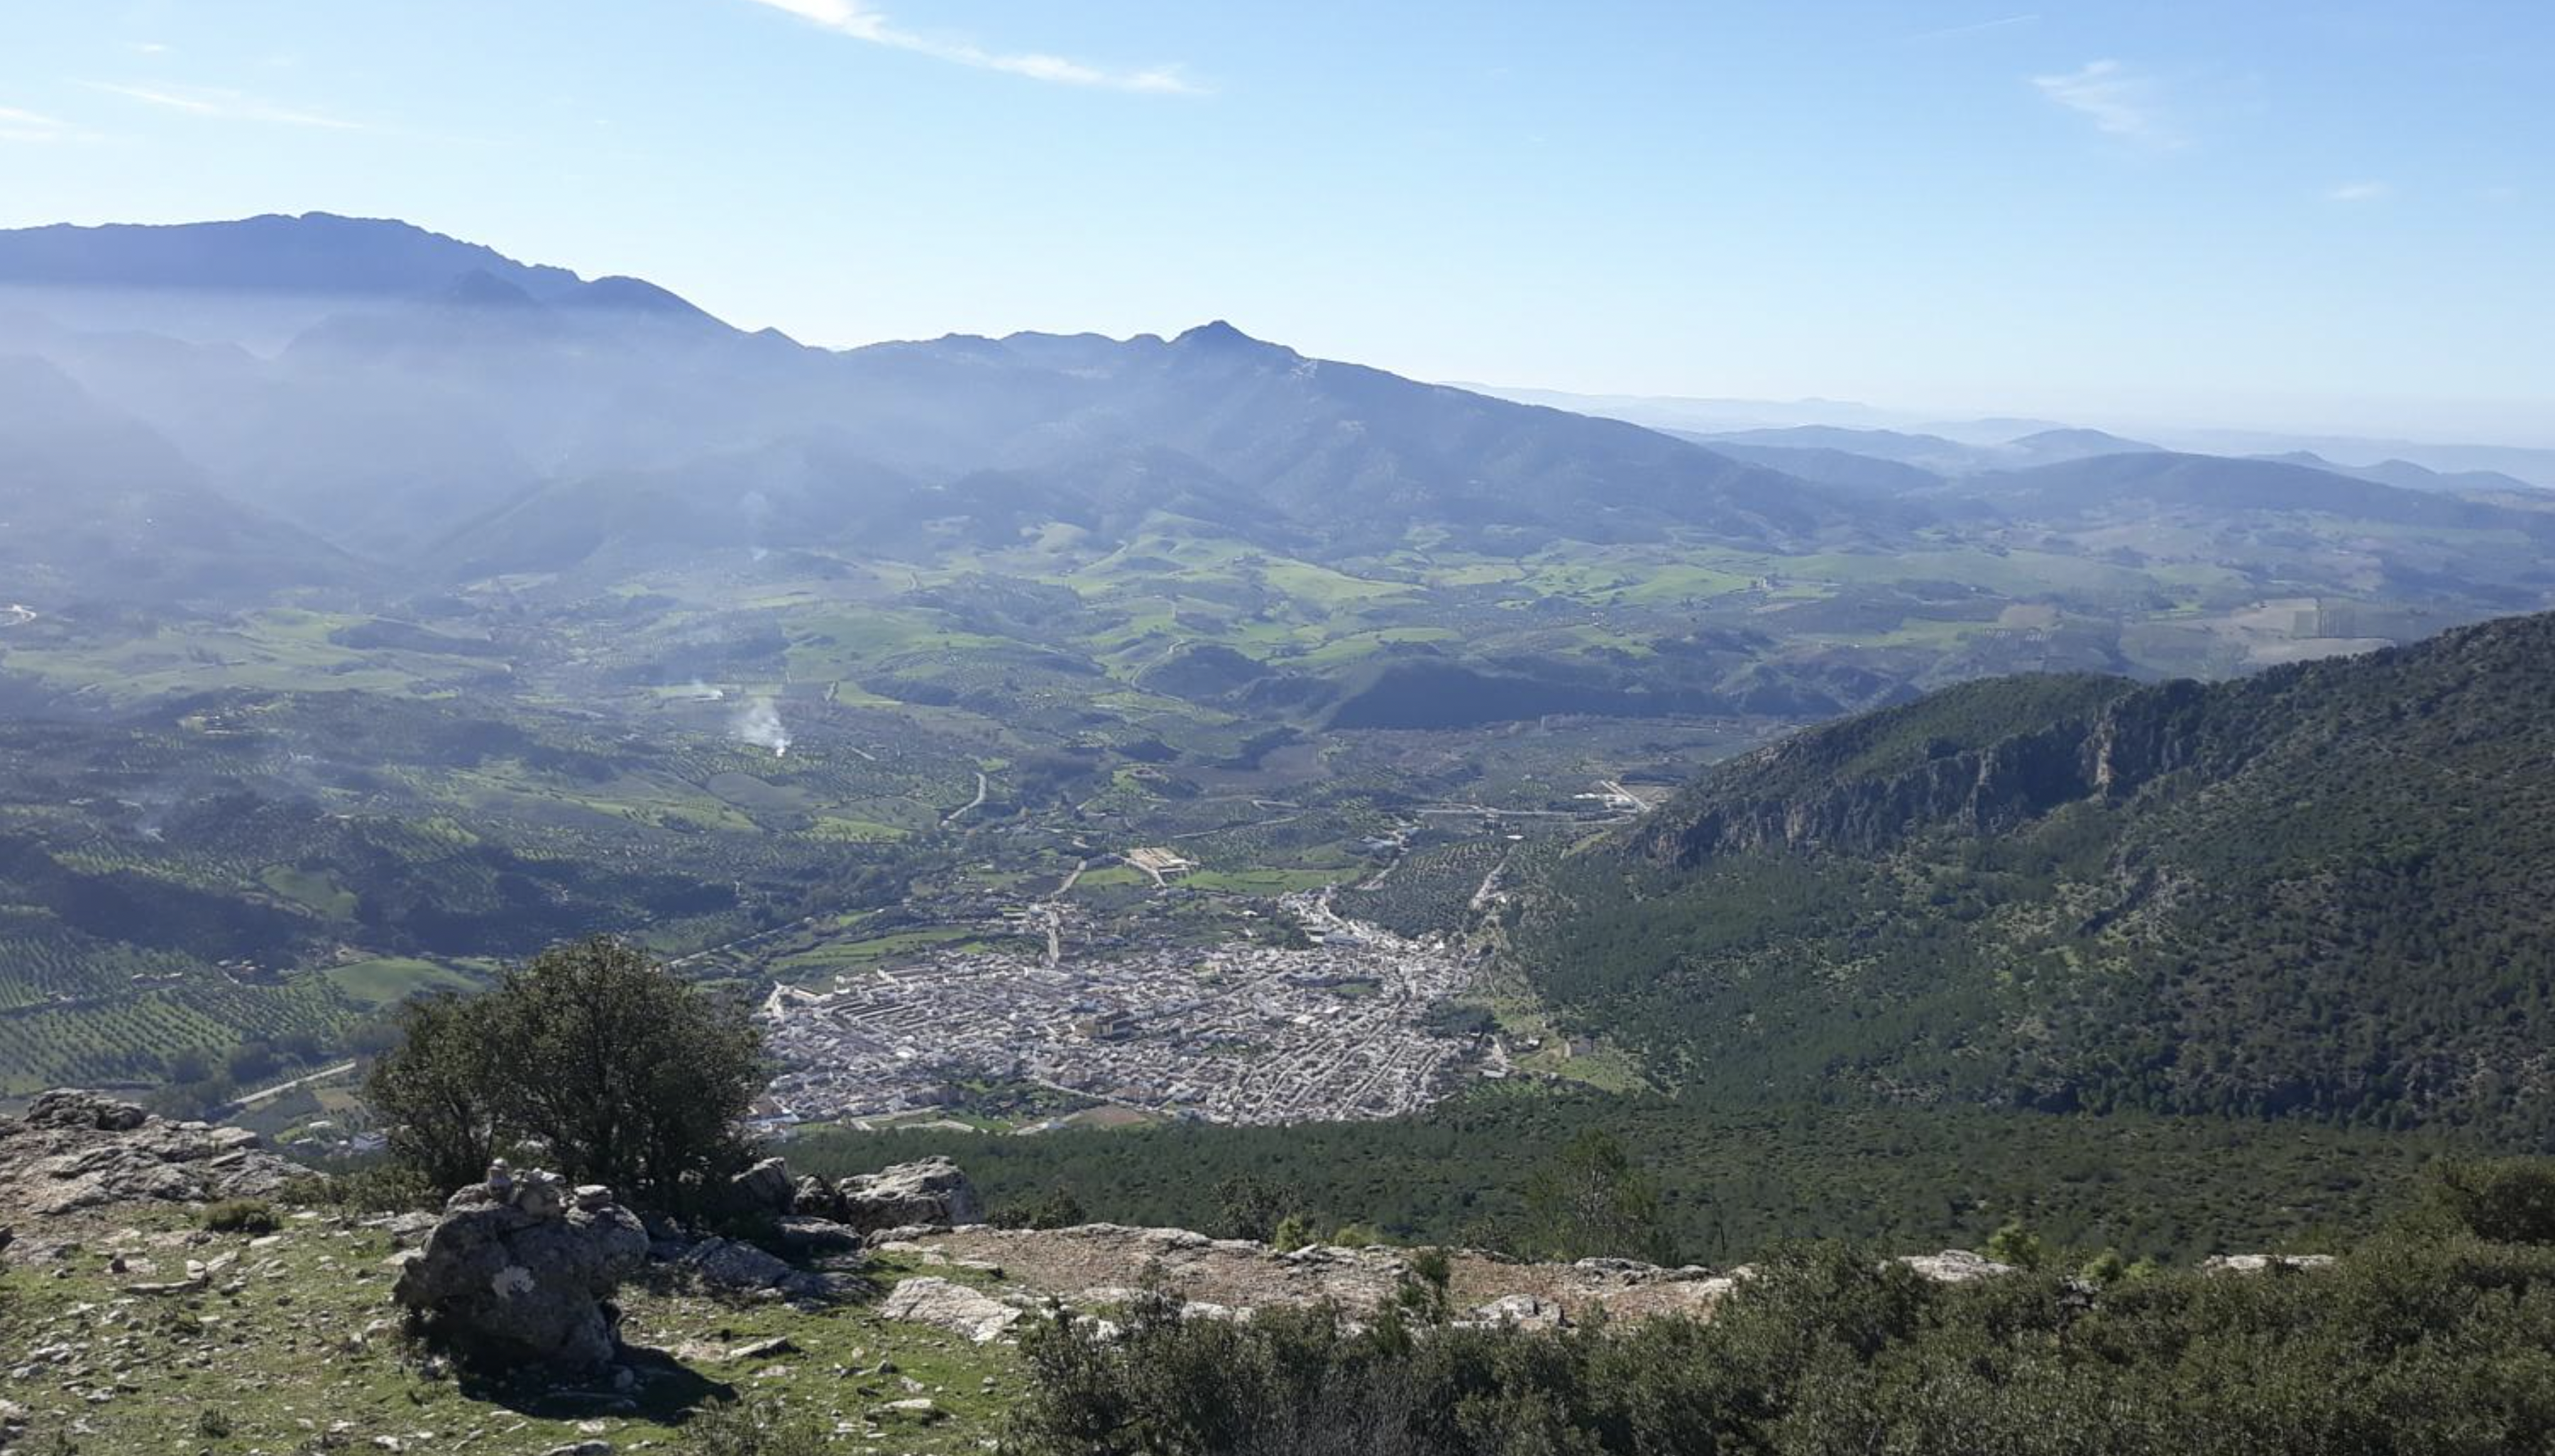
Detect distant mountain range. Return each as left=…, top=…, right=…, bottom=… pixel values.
left=1472, top=382, right=2555, bottom=492
left=0, top=211, right=2547, bottom=616
left=0, top=213, right=1885, bottom=586
left=1519, top=607, right=2555, bottom=1136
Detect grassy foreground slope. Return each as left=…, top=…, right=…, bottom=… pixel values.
left=0, top=1206, right=1016, bottom=1455
left=1517, top=607, right=2555, bottom=1136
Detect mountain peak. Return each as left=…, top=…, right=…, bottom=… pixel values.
left=1172, top=319, right=1272, bottom=351
left=0, top=211, right=585, bottom=300
left=562, top=275, right=716, bottom=321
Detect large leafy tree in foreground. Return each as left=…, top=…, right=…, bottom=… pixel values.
left=367, top=936, right=764, bottom=1210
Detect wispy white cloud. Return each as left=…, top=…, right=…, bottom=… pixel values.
left=84, top=80, right=364, bottom=130
left=740, top=0, right=1202, bottom=94
left=1909, top=13, right=2038, bottom=43
left=0, top=104, right=87, bottom=143
left=2326, top=180, right=2390, bottom=203
left=2031, top=59, right=2180, bottom=148
left=128, top=41, right=173, bottom=55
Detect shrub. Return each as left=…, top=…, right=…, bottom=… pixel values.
left=1984, top=1218, right=2047, bottom=1270
left=200, top=1198, right=280, bottom=1235
left=2425, top=1157, right=2555, bottom=1245
left=1270, top=1213, right=1315, bottom=1253
left=1213, top=1174, right=1287, bottom=1241
left=991, top=1184, right=1087, bottom=1230
left=1005, top=1233, right=2555, bottom=1455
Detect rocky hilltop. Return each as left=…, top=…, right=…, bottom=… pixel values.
left=1634, top=610, right=2555, bottom=871
left=0, top=1089, right=295, bottom=1219
left=0, top=1096, right=2136, bottom=1453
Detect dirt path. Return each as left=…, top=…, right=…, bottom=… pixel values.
left=943, top=771, right=990, bottom=827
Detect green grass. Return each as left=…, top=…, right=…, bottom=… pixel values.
left=0, top=1211, right=1018, bottom=1456
left=321, top=957, right=483, bottom=1007
left=258, top=864, right=358, bottom=918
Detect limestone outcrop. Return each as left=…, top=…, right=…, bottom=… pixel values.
left=878, top=1275, right=1026, bottom=1343
left=720, top=1153, right=984, bottom=1236
left=831, top=1156, right=984, bottom=1232
left=0, top=1088, right=296, bottom=1217
left=390, top=1165, right=649, bottom=1374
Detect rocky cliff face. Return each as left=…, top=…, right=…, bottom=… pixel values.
left=1634, top=677, right=2217, bottom=868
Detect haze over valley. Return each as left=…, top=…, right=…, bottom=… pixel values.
left=1, top=210, right=2551, bottom=1132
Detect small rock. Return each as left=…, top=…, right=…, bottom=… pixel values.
left=727, top=1335, right=798, bottom=1361
left=878, top=1396, right=945, bottom=1423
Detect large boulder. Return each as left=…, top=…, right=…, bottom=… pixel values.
left=729, top=1156, right=797, bottom=1214
left=390, top=1168, right=648, bottom=1374
left=679, top=1235, right=862, bottom=1302
left=835, top=1157, right=983, bottom=1234
left=0, top=1088, right=296, bottom=1217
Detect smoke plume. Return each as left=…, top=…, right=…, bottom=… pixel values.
left=732, top=696, right=791, bottom=757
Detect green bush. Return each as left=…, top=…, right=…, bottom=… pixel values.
left=200, top=1198, right=279, bottom=1235
left=1984, top=1218, right=2047, bottom=1271
left=991, top=1184, right=1087, bottom=1230
left=1006, top=1232, right=2555, bottom=1455
left=1269, top=1213, right=1315, bottom=1253
left=2425, top=1157, right=2555, bottom=1245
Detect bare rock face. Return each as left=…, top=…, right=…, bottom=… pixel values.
left=833, top=1157, right=983, bottom=1234
left=390, top=1167, right=648, bottom=1374
left=2202, top=1253, right=2338, bottom=1276
left=1461, top=1293, right=1566, bottom=1330
left=1895, top=1250, right=2020, bottom=1284
left=879, top=1275, right=1026, bottom=1343
left=0, top=1088, right=296, bottom=1217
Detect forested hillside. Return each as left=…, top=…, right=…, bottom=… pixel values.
left=1517, top=609, right=2555, bottom=1136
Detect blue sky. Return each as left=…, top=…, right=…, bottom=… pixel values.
left=1, top=1, right=2548, bottom=440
